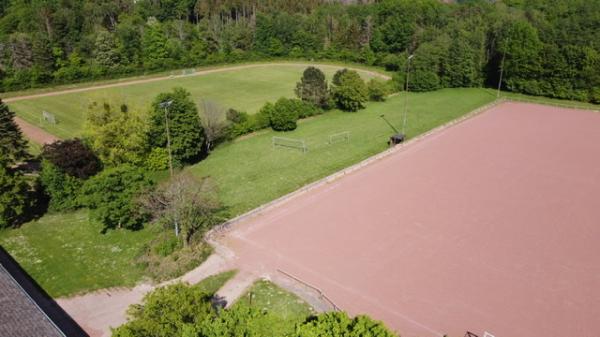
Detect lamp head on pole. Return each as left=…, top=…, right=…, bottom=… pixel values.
left=159, top=100, right=174, bottom=109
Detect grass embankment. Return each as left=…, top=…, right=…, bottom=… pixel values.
left=190, top=87, right=495, bottom=216
left=7, top=64, right=380, bottom=140
left=1, top=87, right=494, bottom=298
left=235, top=279, right=315, bottom=334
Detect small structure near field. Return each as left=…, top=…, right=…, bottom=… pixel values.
left=389, top=133, right=405, bottom=145
left=41, top=111, right=57, bottom=124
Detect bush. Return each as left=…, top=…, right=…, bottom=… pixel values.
left=331, top=69, right=368, bottom=112
left=590, top=87, right=600, bottom=104
left=146, top=147, right=170, bottom=171
left=41, top=139, right=102, bottom=179
left=39, top=161, right=83, bottom=212
left=81, top=165, right=153, bottom=231
left=267, top=98, right=304, bottom=131
left=297, top=312, right=398, bottom=337
left=367, top=78, right=390, bottom=101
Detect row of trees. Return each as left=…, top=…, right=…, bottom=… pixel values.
left=112, top=282, right=398, bottom=337
left=0, top=0, right=598, bottom=102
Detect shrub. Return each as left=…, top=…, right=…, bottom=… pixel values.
left=331, top=69, right=368, bottom=112
left=39, top=160, right=83, bottom=212
left=41, top=139, right=102, bottom=179
left=268, top=98, right=300, bottom=131
left=367, top=78, right=390, bottom=102
left=146, top=147, right=170, bottom=171
left=590, top=87, right=600, bottom=104
left=81, top=165, right=153, bottom=231
left=0, top=99, right=29, bottom=166
left=297, top=312, right=398, bottom=337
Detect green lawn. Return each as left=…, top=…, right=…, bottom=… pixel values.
left=195, top=270, right=237, bottom=295
left=0, top=210, right=157, bottom=297
left=189, top=87, right=496, bottom=216
left=7, top=64, right=380, bottom=140
left=235, top=279, right=315, bottom=333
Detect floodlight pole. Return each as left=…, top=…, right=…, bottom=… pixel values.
left=160, top=100, right=175, bottom=178
left=497, top=37, right=508, bottom=99
left=402, top=54, right=414, bottom=135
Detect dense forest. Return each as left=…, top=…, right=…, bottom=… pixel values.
left=0, top=0, right=598, bottom=102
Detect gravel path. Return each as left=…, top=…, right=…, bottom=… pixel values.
left=14, top=116, right=59, bottom=145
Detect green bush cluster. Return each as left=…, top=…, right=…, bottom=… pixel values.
left=112, top=282, right=397, bottom=337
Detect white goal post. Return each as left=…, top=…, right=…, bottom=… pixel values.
left=329, top=131, right=350, bottom=144
left=41, top=111, right=57, bottom=124
left=272, top=136, right=307, bottom=153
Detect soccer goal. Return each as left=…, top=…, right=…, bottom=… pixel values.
left=181, top=68, right=195, bottom=76
left=272, top=136, right=307, bottom=153
left=328, top=131, right=350, bottom=144
left=41, top=111, right=57, bottom=124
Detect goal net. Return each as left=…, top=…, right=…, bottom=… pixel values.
left=41, top=111, right=57, bottom=124
left=329, top=131, right=350, bottom=144
left=182, top=68, right=195, bottom=76
left=272, top=136, right=307, bottom=153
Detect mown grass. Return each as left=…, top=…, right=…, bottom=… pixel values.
left=235, top=279, right=315, bottom=333
left=0, top=210, right=157, bottom=298
left=189, top=87, right=495, bottom=216
left=7, top=64, right=380, bottom=140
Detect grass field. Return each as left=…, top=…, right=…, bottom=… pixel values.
left=190, top=87, right=496, bottom=216
left=195, top=270, right=237, bottom=295
left=0, top=210, right=157, bottom=297
left=7, top=64, right=381, bottom=140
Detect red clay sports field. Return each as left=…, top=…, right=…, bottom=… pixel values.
left=219, top=101, right=600, bottom=337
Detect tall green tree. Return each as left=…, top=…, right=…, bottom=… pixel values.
left=0, top=166, right=30, bottom=228
left=148, top=88, right=204, bottom=164
left=0, top=99, right=29, bottom=167
left=295, top=67, right=329, bottom=109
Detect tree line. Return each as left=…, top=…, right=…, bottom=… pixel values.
left=0, top=0, right=598, bottom=102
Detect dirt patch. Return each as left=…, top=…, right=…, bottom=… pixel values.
left=14, top=117, right=59, bottom=145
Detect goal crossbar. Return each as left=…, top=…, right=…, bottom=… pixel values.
left=272, top=136, right=307, bottom=153
left=329, top=131, right=350, bottom=144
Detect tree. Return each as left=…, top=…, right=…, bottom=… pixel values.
left=84, top=102, right=149, bottom=167
left=0, top=166, right=30, bottom=228
left=148, top=88, right=205, bottom=164
left=330, top=69, right=368, bottom=112
left=199, top=100, right=228, bottom=153
left=94, top=30, right=121, bottom=70
left=295, top=67, right=329, bottom=109
left=296, top=312, right=398, bottom=337
left=142, top=19, right=170, bottom=70
left=0, top=99, right=29, bottom=167
left=367, top=78, right=389, bottom=101
left=41, top=139, right=102, bottom=179
left=140, top=172, right=221, bottom=246
left=81, top=165, right=152, bottom=231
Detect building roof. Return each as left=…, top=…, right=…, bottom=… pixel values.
left=0, top=247, right=88, bottom=337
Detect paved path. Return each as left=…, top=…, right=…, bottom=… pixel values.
left=58, top=254, right=232, bottom=337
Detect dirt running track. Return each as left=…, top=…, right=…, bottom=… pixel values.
left=14, top=116, right=59, bottom=145
left=220, top=102, right=600, bottom=337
